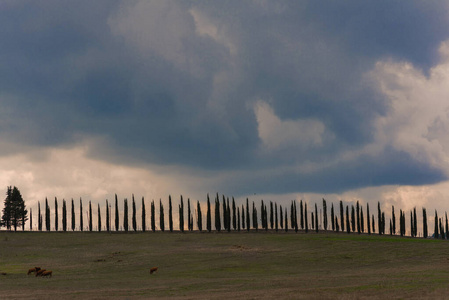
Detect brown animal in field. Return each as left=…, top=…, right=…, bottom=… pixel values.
left=35, top=269, right=46, bottom=277
left=41, top=270, right=52, bottom=278
left=150, top=267, right=158, bottom=274
left=27, top=267, right=41, bottom=275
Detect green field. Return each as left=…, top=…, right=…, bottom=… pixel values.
left=1, top=231, right=449, bottom=299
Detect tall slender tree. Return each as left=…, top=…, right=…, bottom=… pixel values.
left=151, top=200, right=155, bottom=232
left=414, top=207, right=418, bottom=238
left=197, top=200, right=202, bottom=232
left=226, top=198, right=231, bottom=232
left=29, top=207, right=33, bottom=231
left=54, top=197, right=59, bottom=231
left=233, top=197, right=237, bottom=230
left=423, top=207, right=428, bottom=238
left=106, top=200, right=110, bottom=232
left=179, top=195, right=184, bottom=232
left=89, top=201, right=92, bottom=232
left=187, top=198, right=191, bottom=231
left=79, top=198, right=83, bottom=231
left=435, top=210, right=439, bottom=239
left=160, top=199, right=165, bottom=231
left=270, top=201, right=274, bottom=229
left=323, top=199, right=328, bottom=231
left=114, top=194, right=119, bottom=231
left=246, top=198, right=250, bottom=232
left=360, top=207, right=364, bottom=233
left=215, top=194, right=221, bottom=232
left=275, top=202, right=278, bottom=231
left=169, top=195, right=173, bottom=232
left=356, top=201, right=360, bottom=234
left=340, top=200, right=344, bottom=232
left=280, top=205, right=284, bottom=229
left=315, top=203, right=319, bottom=233
left=378, top=202, right=382, bottom=235
left=62, top=199, right=67, bottom=232
left=367, top=203, right=371, bottom=235
left=300, top=200, right=304, bottom=230
left=142, top=197, right=147, bottom=232
left=285, top=208, right=288, bottom=232
left=206, top=194, right=211, bottom=232
left=253, top=201, right=258, bottom=231
left=132, top=195, right=137, bottom=232
left=45, top=197, right=50, bottom=231
left=346, top=206, right=350, bottom=234
left=242, top=204, right=245, bottom=230
left=123, top=198, right=128, bottom=232
left=351, top=205, right=355, bottom=232
left=38, top=201, right=42, bottom=231
left=237, top=207, right=240, bottom=231
left=71, top=199, right=75, bottom=231
left=392, top=205, right=396, bottom=235
left=98, top=203, right=101, bottom=232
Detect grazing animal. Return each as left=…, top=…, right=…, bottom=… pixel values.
left=27, top=267, right=41, bottom=275
left=36, top=269, right=46, bottom=277
left=150, top=267, right=158, bottom=274
left=41, top=270, right=52, bottom=278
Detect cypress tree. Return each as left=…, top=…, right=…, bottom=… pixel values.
left=151, top=200, right=155, bottom=232
left=197, top=200, right=202, bottom=232
left=123, top=198, right=128, bottom=232
left=233, top=197, right=237, bottom=230
left=187, top=198, right=191, bottom=231
left=346, top=206, right=350, bottom=234
left=115, top=194, right=119, bottom=231
left=340, top=200, right=344, bottom=232
left=294, top=201, right=298, bottom=232
left=227, top=197, right=231, bottom=232
left=323, top=199, right=328, bottom=231
left=71, top=199, right=75, bottom=231
left=315, top=203, right=318, bottom=233
left=311, top=212, right=314, bottom=230
left=446, top=212, right=448, bottom=239
left=304, top=203, right=308, bottom=233
left=392, top=205, right=396, bottom=235
left=29, top=207, right=33, bottom=231
left=169, top=195, right=173, bottom=232
left=45, top=198, right=50, bottom=231
left=372, top=215, right=375, bottom=234
left=381, top=212, right=385, bottom=235
left=132, top=195, right=137, bottom=232
left=414, top=207, right=418, bottom=237
left=378, top=202, right=382, bottom=235
left=389, top=219, right=393, bottom=235
left=423, top=207, right=428, bottom=238
left=62, top=199, right=67, bottom=232
left=360, top=207, right=364, bottom=233
left=410, top=211, right=414, bottom=237
left=331, top=203, right=335, bottom=231
left=356, top=201, right=360, bottom=234
left=142, top=197, right=146, bottom=232
left=351, top=205, right=355, bottom=232
left=399, top=209, right=404, bottom=236
left=55, top=197, right=58, bottom=231
left=280, top=205, right=284, bottom=229
left=80, top=199, right=85, bottom=231
left=179, top=195, right=184, bottom=232
left=89, top=201, right=92, bottom=232
left=300, top=200, right=304, bottom=230
left=242, top=204, right=245, bottom=230
left=98, top=203, right=101, bottom=232
left=206, top=195, right=211, bottom=232
left=253, top=201, right=258, bottom=231
left=367, top=203, right=371, bottom=235
left=38, top=202, right=42, bottom=231
left=275, top=202, right=278, bottom=231
left=440, top=218, right=444, bottom=239
left=160, top=199, right=165, bottom=232
left=284, top=208, right=288, bottom=232
left=434, top=210, right=439, bottom=239
left=335, top=216, right=339, bottom=232
left=270, top=201, right=274, bottom=229
left=246, top=198, right=250, bottom=231
left=222, top=195, right=227, bottom=231
left=215, top=194, right=221, bottom=232
left=290, top=201, right=294, bottom=230
left=106, top=200, right=110, bottom=232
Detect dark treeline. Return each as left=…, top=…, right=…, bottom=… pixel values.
left=17, top=194, right=449, bottom=240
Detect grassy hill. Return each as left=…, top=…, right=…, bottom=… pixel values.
left=1, top=231, right=449, bottom=299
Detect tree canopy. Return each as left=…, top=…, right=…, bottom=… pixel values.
left=1, top=186, right=27, bottom=231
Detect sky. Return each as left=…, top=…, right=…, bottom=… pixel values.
left=2, top=1, right=449, bottom=227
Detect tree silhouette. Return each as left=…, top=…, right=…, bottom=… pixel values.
left=169, top=195, right=173, bottom=232
left=55, top=197, right=59, bottom=231
left=98, top=203, right=101, bottom=232
left=62, top=199, right=67, bottom=232
left=132, top=195, right=137, bottom=232
left=1, top=186, right=27, bottom=231
left=89, top=201, right=92, bottom=232
left=151, top=200, right=155, bottom=232
left=160, top=199, right=165, bottom=232
left=206, top=195, right=211, bottom=232
left=46, top=198, right=50, bottom=231
left=340, top=200, right=344, bottom=232
left=123, top=198, right=128, bottom=232
left=71, top=199, right=75, bottom=231
left=106, top=200, right=110, bottom=232
left=142, top=197, right=146, bottom=232
left=115, top=194, right=119, bottom=231
left=423, top=207, right=428, bottom=238
left=197, top=200, right=202, bottom=232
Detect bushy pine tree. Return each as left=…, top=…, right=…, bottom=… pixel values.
left=1, top=186, right=28, bottom=231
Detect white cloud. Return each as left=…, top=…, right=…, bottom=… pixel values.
left=254, top=101, right=326, bottom=151
left=368, top=41, right=449, bottom=173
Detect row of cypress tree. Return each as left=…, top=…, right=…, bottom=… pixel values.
left=24, top=194, right=448, bottom=239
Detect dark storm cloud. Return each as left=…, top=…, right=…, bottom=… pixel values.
left=1, top=0, right=449, bottom=194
